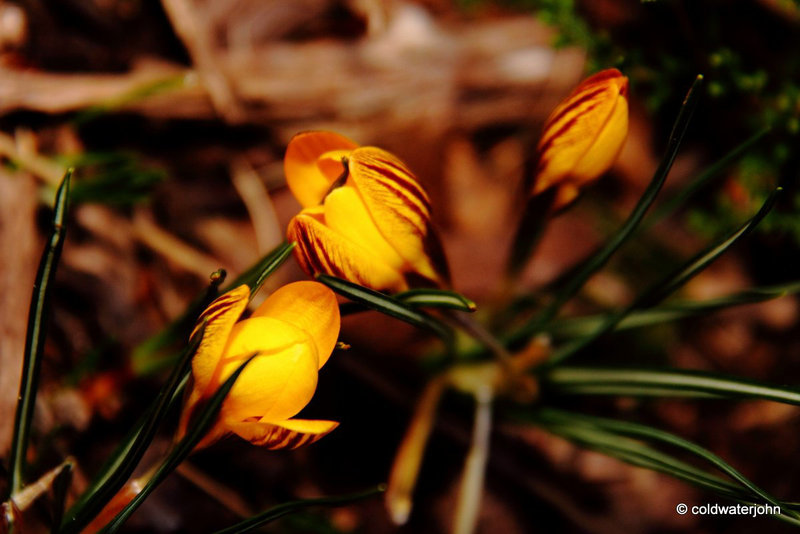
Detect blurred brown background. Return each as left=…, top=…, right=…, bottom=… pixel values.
left=1, top=1, right=799, bottom=532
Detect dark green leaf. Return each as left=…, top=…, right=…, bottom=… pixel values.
left=536, top=408, right=782, bottom=507
left=236, top=242, right=295, bottom=297
left=50, top=460, right=75, bottom=533
left=637, top=187, right=780, bottom=308
left=131, top=242, right=293, bottom=375
left=73, top=75, right=188, bottom=124
left=643, top=126, right=771, bottom=229
left=545, top=280, right=800, bottom=338
left=542, top=367, right=800, bottom=405
left=7, top=169, right=71, bottom=498
left=532, top=414, right=745, bottom=498
left=97, top=354, right=257, bottom=534
left=213, top=486, right=385, bottom=534
left=60, top=326, right=205, bottom=534
left=540, top=187, right=780, bottom=368
left=316, top=275, right=454, bottom=346
left=529, top=408, right=800, bottom=525
left=396, top=289, right=477, bottom=312
left=64, top=151, right=165, bottom=207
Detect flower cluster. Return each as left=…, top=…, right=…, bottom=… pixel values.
left=183, top=68, right=628, bottom=457
left=180, top=281, right=340, bottom=450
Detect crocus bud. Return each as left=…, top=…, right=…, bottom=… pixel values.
left=285, top=131, right=448, bottom=292
left=179, top=281, right=340, bottom=450
left=532, top=68, right=629, bottom=210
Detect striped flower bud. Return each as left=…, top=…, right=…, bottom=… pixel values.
left=285, top=131, right=448, bottom=292
left=532, top=68, right=629, bottom=210
left=178, top=281, right=340, bottom=450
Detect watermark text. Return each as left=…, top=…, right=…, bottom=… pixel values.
left=676, top=503, right=780, bottom=517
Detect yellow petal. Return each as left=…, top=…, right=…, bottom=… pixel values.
left=226, top=418, right=339, bottom=450
left=191, top=285, right=250, bottom=395
left=287, top=208, right=408, bottom=291
left=217, top=317, right=319, bottom=422
left=324, top=186, right=406, bottom=270
left=534, top=68, right=629, bottom=207
left=347, top=147, right=443, bottom=284
left=285, top=131, right=359, bottom=208
left=252, top=281, right=340, bottom=368
left=568, top=94, right=628, bottom=184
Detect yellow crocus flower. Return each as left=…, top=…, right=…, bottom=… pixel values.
left=178, top=281, right=340, bottom=450
left=285, top=131, right=448, bottom=292
left=532, top=68, right=629, bottom=210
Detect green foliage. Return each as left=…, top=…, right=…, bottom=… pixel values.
left=7, top=171, right=71, bottom=500
left=59, top=151, right=165, bottom=206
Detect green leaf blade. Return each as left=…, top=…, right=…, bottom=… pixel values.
left=395, top=289, right=477, bottom=312
left=316, top=275, right=454, bottom=346
left=541, top=187, right=781, bottom=368
left=97, top=354, right=257, bottom=534
left=7, top=169, right=72, bottom=498
left=213, top=486, right=385, bottom=534
left=542, top=367, right=800, bottom=406
left=60, top=327, right=205, bottom=534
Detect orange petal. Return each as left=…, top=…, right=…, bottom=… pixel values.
left=252, top=281, right=340, bottom=368
left=191, top=285, right=250, bottom=396
left=226, top=418, right=339, bottom=450
left=347, top=147, right=443, bottom=284
left=287, top=208, right=408, bottom=291
left=285, top=131, right=359, bottom=208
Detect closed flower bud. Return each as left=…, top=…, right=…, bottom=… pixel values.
left=179, top=281, right=340, bottom=450
left=285, top=131, right=448, bottom=292
left=532, top=68, right=629, bottom=210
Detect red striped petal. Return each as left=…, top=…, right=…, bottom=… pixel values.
left=227, top=418, right=339, bottom=450
left=287, top=208, right=408, bottom=291
left=347, top=147, right=444, bottom=285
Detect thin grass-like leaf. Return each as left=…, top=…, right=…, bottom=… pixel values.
left=539, top=187, right=780, bottom=368
left=542, top=367, right=800, bottom=405
left=64, top=151, right=166, bottom=207
left=74, top=75, right=188, bottom=124
left=238, top=241, right=295, bottom=297
left=642, top=126, right=771, bottom=229
left=530, top=410, right=800, bottom=525
left=536, top=408, right=782, bottom=507
left=396, top=289, right=477, bottom=312
left=60, top=326, right=205, bottom=534
left=97, top=354, right=257, bottom=534
left=130, top=271, right=224, bottom=376
left=317, top=275, right=454, bottom=346
left=545, top=280, right=800, bottom=338
left=532, top=415, right=746, bottom=498
left=131, top=242, right=293, bottom=375
left=520, top=75, right=704, bottom=334
left=212, top=486, right=385, bottom=534
left=50, top=460, right=74, bottom=534
left=637, top=187, right=781, bottom=308
left=7, top=170, right=72, bottom=498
